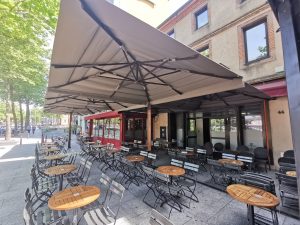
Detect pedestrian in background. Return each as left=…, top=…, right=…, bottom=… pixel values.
left=26, top=125, right=31, bottom=138
left=32, top=125, right=36, bottom=135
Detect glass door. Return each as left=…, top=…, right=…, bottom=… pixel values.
left=187, top=118, right=197, bottom=147
left=210, top=118, right=225, bottom=146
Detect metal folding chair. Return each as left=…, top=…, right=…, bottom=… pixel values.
left=83, top=181, right=126, bottom=225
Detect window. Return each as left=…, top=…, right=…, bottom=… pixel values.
left=168, top=30, right=175, bottom=38
left=197, top=46, right=209, bottom=58
left=210, top=118, right=225, bottom=146
left=195, top=6, right=208, bottom=29
left=244, top=20, right=269, bottom=64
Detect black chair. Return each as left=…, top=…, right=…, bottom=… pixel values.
left=204, top=142, right=214, bottom=158
left=214, top=142, right=224, bottom=152
left=275, top=172, right=299, bottom=210
left=238, top=172, right=278, bottom=225
left=83, top=181, right=126, bottom=225
left=236, top=145, right=250, bottom=152
left=237, top=151, right=254, bottom=171
left=239, top=172, right=276, bottom=194
left=283, top=150, right=294, bottom=158
left=207, top=159, right=227, bottom=185
left=254, top=147, right=270, bottom=172
left=196, top=148, right=207, bottom=171
left=278, top=157, right=296, bottom=173
left=24, top=188, right=70, bottom=225
left=176, top=162, right=199, bottom=207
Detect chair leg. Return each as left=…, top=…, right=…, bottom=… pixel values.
left=271, top=208, right=279, bottom=225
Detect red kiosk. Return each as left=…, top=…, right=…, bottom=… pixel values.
left=85, top=111, right=147, bottom=148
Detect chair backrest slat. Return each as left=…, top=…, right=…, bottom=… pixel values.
left=170, top=159, right=183, bottom=167
left=140, top=151, right=148, bottom=157
left=222, top=153, right=236, bottom=160
left=100, top=172, right=112, bottom=187
left=109, top=180, right=125, bottom=197
left=148, top=153, right=157, bottom=159
left=237, top=155, right=253, bottom=163
left=185, top=147, right=194, bottom=152
left=121, top=146, right=130, bottom=152
left=184, top=162, right=199, bottom=172
left=197, top=148, right=206, bottom=154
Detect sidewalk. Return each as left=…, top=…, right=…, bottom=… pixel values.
left=0, top=129, right=72, bottom=225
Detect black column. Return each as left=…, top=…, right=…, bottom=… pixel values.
left=68, top=112, right=72, bottom=149
left=276, top=0, right=300, bottom=208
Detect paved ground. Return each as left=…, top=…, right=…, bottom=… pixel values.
left=0, top=129, right=299, bottom=225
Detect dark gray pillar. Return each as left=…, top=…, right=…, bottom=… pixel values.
left=68, top=112, right=73, bottom=149
left=276, top=0, right=300, bottom=209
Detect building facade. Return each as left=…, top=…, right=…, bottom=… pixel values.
left=156, top=0, right=293, bottom=168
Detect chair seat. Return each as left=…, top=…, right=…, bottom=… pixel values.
left=84, top=207, right=115, bottom=225
left=176, top=179, right=195, bottom=187
left=36, top=207, right=70, bottom=225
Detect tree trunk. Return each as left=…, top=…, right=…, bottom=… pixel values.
left=19, top=101, right=24, bottom=132
left=25, top=100, right=30, bottom=129
left=5, top=84, right=11, bottom=141
left=9, top=84, right=17, bottom=134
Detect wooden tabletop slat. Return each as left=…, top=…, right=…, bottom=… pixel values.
left=286, top=171, right=297, bottom=177
left=126, top=155, right=145, bottom=162
left=44, top=164, right=76, bottom=176
left=156, top=165, right=185, bottom=176
left=227, top=184, right=279, bottom=208
left=48, top=185, right=100, bottom=210
left=44, top=148, right=60, bottom=153
left=218, top=159, right=244, bottom=166
left=44, top=154, right=67, bottom=161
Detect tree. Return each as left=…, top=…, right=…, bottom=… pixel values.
left=0, top=0, right=59, bottom=139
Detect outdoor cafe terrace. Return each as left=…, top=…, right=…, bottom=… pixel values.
left=22, top=132, right=299, bottom=225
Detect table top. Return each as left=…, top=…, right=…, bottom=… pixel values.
left=42, top=142, right=56, bottom=146
left=48, top=185, right=100, bottom=210
left=45, top=164, right=76, bottom=176
left=44, top=154, right=67, bottom=161
left=218, top=158, right=244, bottom=166
left=156, top=165, right=185, bottom=176
left=44, top=148, right=60, bottom=153
left=126, top=155, right=145, bottom=162
left=286, top=171, right=297, bottom=177
left=227, top=184, right=279, bottom=208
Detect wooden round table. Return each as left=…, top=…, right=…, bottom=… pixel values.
left=126, top=155, right=145, bottom=163
left=218, top=158, right=244, bottom=166
left=286, top=171, right=297, bottom=177
left=45, top=154, right=67, bottom=161
left=48, top=185, right=100, bottom=210
left=156, top=165, right=185, bottom=183
left=44, top=154, right=67, bottom=166
left=44, top=148, right=60, bottom=154
left=45, top=164, right=76, bottom=191
left=227, top=184, right=279, bottom=225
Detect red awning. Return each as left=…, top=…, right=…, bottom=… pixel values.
left=84, top=111, right=120, bottom=120
left=254, top=79, right=287, bottom=97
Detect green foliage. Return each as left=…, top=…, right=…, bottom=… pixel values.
left=0, top=0, right=59, bottom=105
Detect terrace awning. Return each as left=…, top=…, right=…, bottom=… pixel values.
left=45, top=0, right=245, bottom=113
left=44, top=91, right=133, bottom=115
